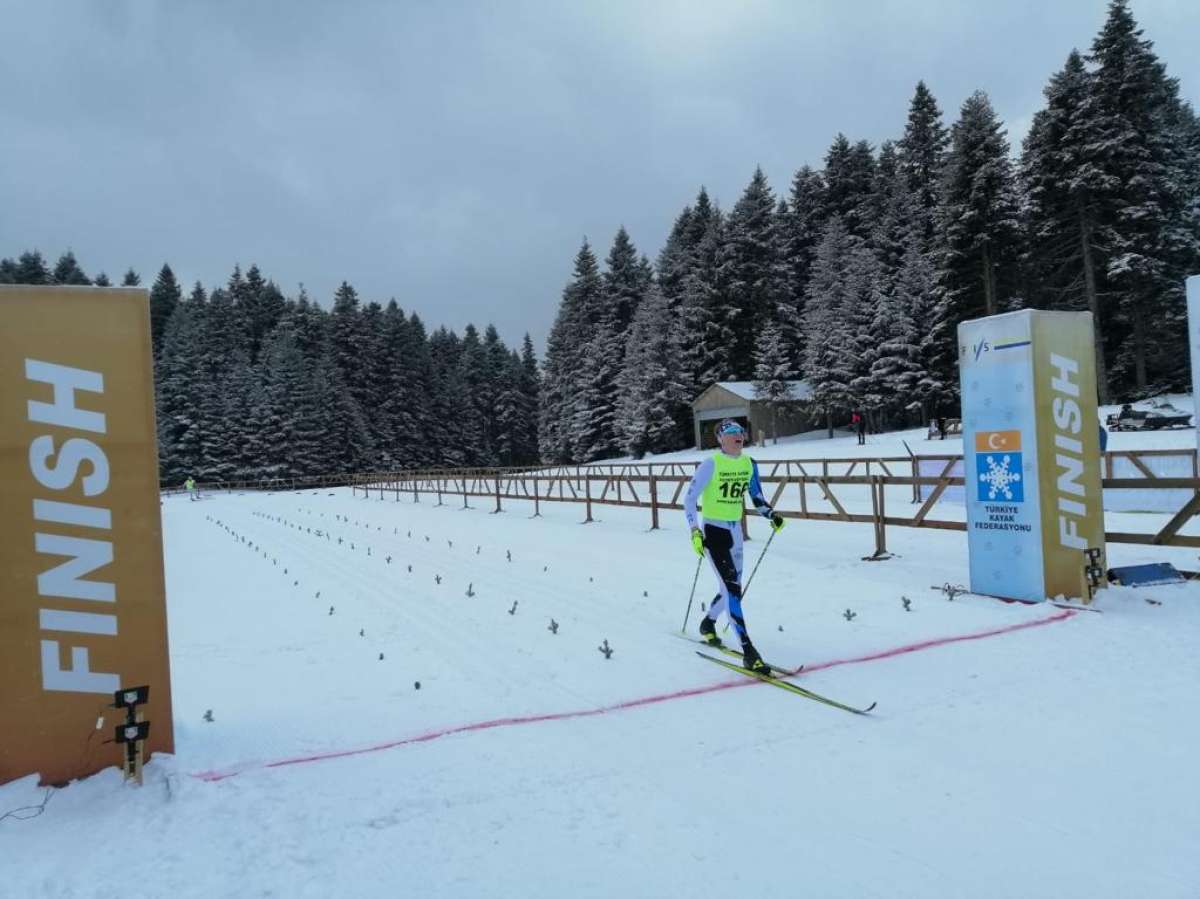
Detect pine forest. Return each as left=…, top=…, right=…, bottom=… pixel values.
left=3, top=0, right=1198, bottom=477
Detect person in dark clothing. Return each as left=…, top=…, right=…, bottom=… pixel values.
left=853, top=411, right=866, bottom=445
left=936, top=416, right=946, bottom=440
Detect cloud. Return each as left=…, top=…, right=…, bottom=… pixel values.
left=0, top=0, right=1196, bottom=349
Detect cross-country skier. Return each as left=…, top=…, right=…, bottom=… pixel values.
left=684, top=418, right=785, bottom=673
left=185, top=476, right=197, bottom=501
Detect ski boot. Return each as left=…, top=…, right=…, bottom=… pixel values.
left=742, top=643, right=772, bottom=676
left=698, top=616, right=723, bottom=648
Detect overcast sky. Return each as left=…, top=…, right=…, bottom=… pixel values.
left=2, top=0, right=1197, bottom=351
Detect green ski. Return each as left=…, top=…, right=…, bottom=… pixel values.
left=674, top=633, right=798, bottom=676
left=696, top=651, right=876, bottom=715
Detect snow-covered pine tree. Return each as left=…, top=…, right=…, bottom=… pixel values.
left=289, top=334, right=333, bottom=477
left=844, top=241, right=885, bottom=421
left=538, top=321, right=570, bottom=464
left=15, top=251, right=51, bottom=284
left=255, top=321, right=307, bottom=478
left=937, top=90, right=1022, bottom=319
left=803, top=216, right=859, bottom=435
left=752, top=320, right=796, bottom=444
left=493, top=350, right=529, bottom=467
left=358, top=301, right=388, bottom=465
left=1087, top=0, right=1199, bottom=394
left=489, top=325, right=519, bottom=462
left=868, top=145, right=930, bottom=427
left=573, top=228, right=645, bottom=462
left=155, top=286, right=206, bottom=484
left=616, top=284, right=691, bottom=456
left=824, top=135, right=878, bottom=242
left=897, top=81, right=949, bottom=254
left=195, top=286, right=250, bottom=481
left=891, top=231, right=939, bottom=424
left=148, top=264, right=182, bottom=359
left=454, top=324, right=489, bottom=466
left=52, top=251, right=90, bottom=285
left=781, top=165, right=829, bottom=367
left=330, top=281, right=368, bottom=416
left=655, top=206, right=694, bottom=311
left=377, top=301, right=420, bottom=469
left=323, top=355, right=376, bottom=474
left=668, top=188, right=727, bottom=391
left=928, top=91, right=1022, bottom=410
left=239, top=264, right=287, bottom=365
left=1019, top=49, right=1114, bottom=401
left=540, top=240, right=602, bottom=463
left=429, top=327, right=468, bottom=468
left=718, top=168, right=785, bottom=380
left=306, top=347, right=348, bottom=476
left=771, top=196, right=798, bottom=369
left=405, top=313, right=439, bottom=468
left=220, top=350, right=259, bottom=480
left=518, top=334, right=541, bottom=464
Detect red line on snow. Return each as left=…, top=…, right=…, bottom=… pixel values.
left=803, top=608, right=1077, bottom=674
left=192, top=608, right=1077, bottom=782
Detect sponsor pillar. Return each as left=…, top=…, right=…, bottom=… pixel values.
left=0, top=286, right=174, bottom=786
left=958, top=310, right=1105, bottom=602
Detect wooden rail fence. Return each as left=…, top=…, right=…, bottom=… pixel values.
left=331, top=450, right=1200, bottom=557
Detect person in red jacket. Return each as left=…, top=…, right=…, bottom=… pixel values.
left=852, top=411, right=866, bottom=445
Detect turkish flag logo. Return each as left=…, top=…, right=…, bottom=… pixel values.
left=975, top=430, right=1021, bottom=452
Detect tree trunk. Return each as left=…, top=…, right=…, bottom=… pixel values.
left=1078, top=207, right=1109, bottom=405
left=1132, top=299, right=1148, bottom=391
left=981, top=241, right=996, bottom=316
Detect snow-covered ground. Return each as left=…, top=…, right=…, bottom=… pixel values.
left=4, top=409, right=1200, bottom=897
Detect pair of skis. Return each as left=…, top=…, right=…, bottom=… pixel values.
left=688, top=639, right=876, bottom=715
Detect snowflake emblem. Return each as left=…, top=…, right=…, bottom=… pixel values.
left=979, top=454, right=1022, bottom=500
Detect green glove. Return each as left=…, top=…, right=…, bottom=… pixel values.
left=770, top=513, right=786, bottom=533
left=690, top=527, right=705, bottom=557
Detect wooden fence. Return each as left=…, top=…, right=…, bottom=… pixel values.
left=334, top=449, right=1200, bottom=557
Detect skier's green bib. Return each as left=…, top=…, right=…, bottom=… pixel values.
left=701, top=452, right=752, bottom=522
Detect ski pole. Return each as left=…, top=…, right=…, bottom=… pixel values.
left=680, top=554, right=704, bottom=634
left=741, top=527, right=777, bottom=602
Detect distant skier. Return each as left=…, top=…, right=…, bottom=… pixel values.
left=684, top=418, right=786, bottom=674
left=853, top=411, right=866, bottom=445
left=185, top=476, right=197, bottom=501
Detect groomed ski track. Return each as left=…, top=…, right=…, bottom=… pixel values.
left=5, top=469, right=1198, bottom=899
left=195, top=608, right=1076, bottom=782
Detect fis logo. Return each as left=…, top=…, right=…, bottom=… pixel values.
left=966, top=337, right=1032, bottom=362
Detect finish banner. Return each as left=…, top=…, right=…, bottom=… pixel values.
left=0, top=286, right=174, bottom=786
left=958, top=310, right=1105, bottom=603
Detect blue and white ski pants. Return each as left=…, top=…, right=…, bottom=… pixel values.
left=701, top=519, right=750, bottom=648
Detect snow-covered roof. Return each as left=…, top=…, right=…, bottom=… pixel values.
left=712, top=380, right=812, bottom=402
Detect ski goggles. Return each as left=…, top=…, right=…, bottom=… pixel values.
left=716, top=421, right=746, bottom=437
